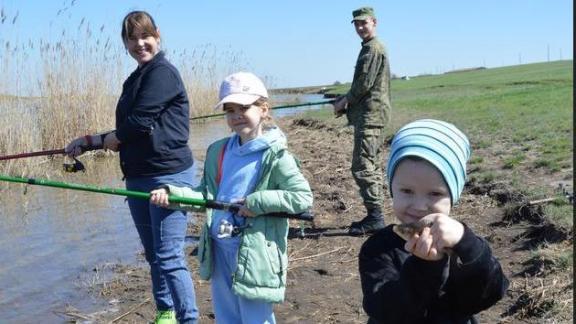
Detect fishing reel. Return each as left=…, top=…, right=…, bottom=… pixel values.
left=216, top=218, right=252, bottom=238
left=63, top=156, right=86, bottom=173
left=216, top=219, right=237, bottom=238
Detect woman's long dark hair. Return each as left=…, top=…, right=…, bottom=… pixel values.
left=121, top=11, right=159, bottom=42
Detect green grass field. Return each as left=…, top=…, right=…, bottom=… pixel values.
left=309, top=60, right=573, bottom=189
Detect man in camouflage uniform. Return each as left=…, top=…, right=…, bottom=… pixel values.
left=333, top=7, right=391, bottom=235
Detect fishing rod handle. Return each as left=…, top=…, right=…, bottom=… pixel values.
left=265, top=211, right=314, bottom=221
left=204, top=200, right=314, bottom=221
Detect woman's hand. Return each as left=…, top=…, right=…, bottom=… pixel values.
left=103, top=132, right=121, bottom=152
left=65, top=136, right=87, bottom=157
left=65, top=135, right=103, bottom=157
left=150, top=188, right=170, bottom=207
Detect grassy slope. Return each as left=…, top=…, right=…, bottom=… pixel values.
left=309, top=60, right=573, bottom=236
left=314, top=60, right=573, bottom=183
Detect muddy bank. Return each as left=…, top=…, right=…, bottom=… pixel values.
left=60, top=117, right=572, bottom=323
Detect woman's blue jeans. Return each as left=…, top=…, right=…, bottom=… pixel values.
left=125, top=166, right=199, bottom=323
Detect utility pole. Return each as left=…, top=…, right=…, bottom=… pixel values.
left=547, top=44, right=550, bottom=62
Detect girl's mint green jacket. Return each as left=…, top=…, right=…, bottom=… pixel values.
left=167, top=135, right=313, bottom=303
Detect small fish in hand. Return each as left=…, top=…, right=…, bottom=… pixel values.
left=392, top=218, right=435, bottom=241
left=393, top=218, right=453, bottom=255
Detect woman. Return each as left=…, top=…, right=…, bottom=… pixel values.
left=66, top=11, right=198, bottom=324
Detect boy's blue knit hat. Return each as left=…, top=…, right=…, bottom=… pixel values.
left=386, top=119, right=471, bottom=204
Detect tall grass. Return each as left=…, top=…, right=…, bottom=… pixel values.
left=38, top=21, right=123, bottom=150
left=172, top=44, right=249, bottom=118
left=0, top=6, right=42, bottom=176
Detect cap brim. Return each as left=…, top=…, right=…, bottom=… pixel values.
left=213, top=93, right=261, bottom=110
left=351, top=15, right=372, bottom=23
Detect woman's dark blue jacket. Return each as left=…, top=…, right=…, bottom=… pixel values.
left=115, top=51, right=193, bottom=178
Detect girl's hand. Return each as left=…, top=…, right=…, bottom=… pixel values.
left=404, top=213, right=464, bottom=261
left=232, top=198, right=256, bottom=217
left=150, top=188, right=170, bottom=207
left=237, top=206, right=256, bottom=217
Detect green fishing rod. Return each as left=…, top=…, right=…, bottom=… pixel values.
left=190, top=99, right=336, bottom=121
left=0, top=174, right=313, bottom=221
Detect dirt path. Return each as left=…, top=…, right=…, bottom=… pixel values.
left=62, top=117, right=572, bottom=323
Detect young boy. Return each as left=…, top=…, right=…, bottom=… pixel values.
left=358, top=119, right=508, bottom=323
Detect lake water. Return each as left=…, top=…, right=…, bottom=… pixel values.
left=0, top=94, right=331, bottom=322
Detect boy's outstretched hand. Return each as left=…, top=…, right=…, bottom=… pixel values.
left=150, top=188, right=170, bottom=207
left=403, top=213, right=465, bottom=261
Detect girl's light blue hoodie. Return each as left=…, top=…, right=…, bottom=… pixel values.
left=210, top=127, right=287, bottom=248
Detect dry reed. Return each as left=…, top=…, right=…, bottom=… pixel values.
left=0, top=5, right=247, bottom=176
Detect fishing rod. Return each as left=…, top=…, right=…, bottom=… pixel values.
left=0, top=174, right=314, bottom=221
left=190, top=99, right=336, bottom=121
left=0, top=148, right=87, bottom=173
left=0, top=148, right=65, bottom=161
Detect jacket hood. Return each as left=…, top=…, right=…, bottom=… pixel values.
left=229, top=126, right=286, bottom=156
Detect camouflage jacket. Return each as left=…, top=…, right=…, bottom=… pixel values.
left=346, top=37, right=391, bottom=128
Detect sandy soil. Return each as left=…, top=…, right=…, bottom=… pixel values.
left=58, top=117, right=572, bottom=323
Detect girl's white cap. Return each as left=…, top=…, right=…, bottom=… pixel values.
left=214, top=72, right=268, bottom=110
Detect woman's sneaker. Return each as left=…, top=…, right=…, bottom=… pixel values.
left=154, top=310, right=177, bottom=324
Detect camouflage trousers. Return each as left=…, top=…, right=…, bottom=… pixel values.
left=351, top=126, right=387, bottom=211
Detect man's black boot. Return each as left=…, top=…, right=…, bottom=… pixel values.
left=349, top=208, right=385, bottom=236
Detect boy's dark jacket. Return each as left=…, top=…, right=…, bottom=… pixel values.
left=115, top=51, right=193, bottom=177
left=359, top=224, right=509, bottom=324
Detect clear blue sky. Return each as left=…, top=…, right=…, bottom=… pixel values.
left=1, top=0, right=573, bottom=88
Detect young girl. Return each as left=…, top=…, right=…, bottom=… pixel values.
left=150, top=72, right=313, bottom=323
left=358, top=119, right=508, bottom=323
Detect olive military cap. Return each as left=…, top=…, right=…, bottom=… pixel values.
left=351, top=7, right=375, bottom=23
